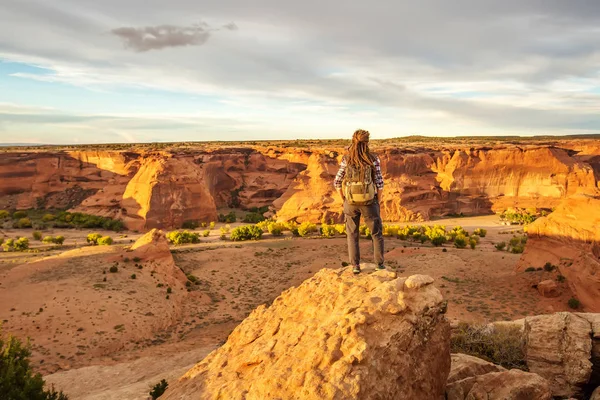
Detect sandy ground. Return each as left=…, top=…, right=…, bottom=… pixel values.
left=0, top=215, right=574, bottom=399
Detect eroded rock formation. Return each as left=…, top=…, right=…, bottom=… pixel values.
left=1, top=140, right=598, bottom=229
left=162, top=270, right=451, bottom=400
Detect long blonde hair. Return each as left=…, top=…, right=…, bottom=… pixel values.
left=346, top=129, right=375, bottom=168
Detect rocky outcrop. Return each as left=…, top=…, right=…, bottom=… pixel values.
left=129, top=229, right=187, bottom=286
left=524, top=313, right=593, bottom=398
left=537, top=280, right=560, bottom=298
left=162, top=270, right=451, bottom=399
left=448, top=353, right=506, bottom=384
left=518, top=190, right=600, bottom=311
left=446, top=369, right=552, bottom=400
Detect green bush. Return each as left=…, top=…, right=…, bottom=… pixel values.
left=149, top=379, right=168, bottom=400
left=320, top=224, right=336, bottom=237
left=209, top=221, right=215, bottom=230
left=13, top=211, right=28, bottom=219
left=334, top=224, right=346, bottom=235
left=33, top=231, right=43, bottom=241
left=166, top=231, right=200, bottom=245
left=473, top=228, right=487, bottom=237
left=267, top=222, right=285, bottom=236
left=230, top=225, right=263, bottom=241
left=509, top=236, right=521, bottom=247
left=202, top=230, right=211, bottom=237
left=525, top=267, right=536, bottom=272
left=6, top=238, right=14, bottom=247
left=243, top=212, right=265, bottom=223
left=469, top=239, right=477, bottom=249
left=130, top=274, right=136, bottom=279
left=285, top=221, right=299, bottom=236
left=97, top=236, right=113, bottom=246
left=218, top=212, right=237, bottom=223
left=42, top=213, right=55, bottom=222
left=0, top=328, right=69, bottom=400
left=568, top=298, right=580, bottom=309
left=13, top=237, right=29, bottom=251
left=510, top=245, right=525, bottom=254
left=87, top=233, right=102, bottom=245
left=495, top=242, right=506, bottom=251
left=109, top=266, right=118, bottom=273
left=181, top=220, right=199, bottom=230
left=55, top=212, right=124, bottom=231
left=297, top=222, right=317, bottom=237
left=431, top=235, right=446, bottom=246
left=0, top=210, right=9, bottom=219
left=454, top=234, right=467, bottom=249
left=543, top=262, right=555, bottom=272
left=451, top=322, right=526, bottom=370
left=42, top=236, right=64, bottom=245
left=557, top=275, right=566, bottom=283
left=359, top=224, right=369, bottom=236
left=18, top=218, right=32, bottom=228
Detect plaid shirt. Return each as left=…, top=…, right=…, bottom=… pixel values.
left=334, top=156, right=384, bottom=191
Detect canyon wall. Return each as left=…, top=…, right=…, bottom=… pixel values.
left=0, top=141, right=598, bottom=229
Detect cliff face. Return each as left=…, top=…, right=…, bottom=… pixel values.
left=517, top=190, right=600, bottom=312
left=0, top=141, right=598, bottom=229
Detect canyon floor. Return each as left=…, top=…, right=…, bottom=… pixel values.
left=0, top=215, right=574, bottom=399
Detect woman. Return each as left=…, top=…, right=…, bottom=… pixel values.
left=333, top=129, right=385, bottom=274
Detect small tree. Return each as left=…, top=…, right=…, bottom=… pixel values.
left=495, top=242, right=506, bottom=251
left=13, top=237, right=29, bottom=252
left=230, top=225, right=263, bottom=241
left=0, top=328, right=69, bottom=399
left=97, top=236, right=113, bottom=246
left=18, top=218, right=32, bottom=229
left=454, top=234, right=467, bottom=249
left=32, top=231, right=43, bottom=241
left=149, top=379, right=168, bottom=399
left=87, top=233, right=102, bottom=245
left=13, top=211, right=28, bottom=219
left=473, top=228, right=487, bottom=237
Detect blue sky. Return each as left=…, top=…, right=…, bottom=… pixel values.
left=1, top=0, right=600, bottom=144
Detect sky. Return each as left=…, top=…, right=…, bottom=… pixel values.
left=1, top=0, right=600, bottom=144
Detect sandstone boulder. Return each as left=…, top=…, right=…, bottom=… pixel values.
left=446, top=369, right=552, bottom=400
left=524, top=312, right=593, bottom=398
left=129, top=229, right=187, bottom=286
left=163, top=269, right=451, bottom=400
left=537, top=280, right=560, bottom=298
left=448, top=353, right=506, bottom=384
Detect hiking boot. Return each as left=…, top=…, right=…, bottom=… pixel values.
left=377, top=264, right=386, bottom=270
left=352, top=265, right=361, bottom=274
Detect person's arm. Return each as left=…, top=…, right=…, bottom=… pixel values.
left=374, top=157, right=384, bottom=196
left=333, top=158, right=347, bottom=200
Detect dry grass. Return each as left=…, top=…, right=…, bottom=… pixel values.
left=451, top=322, right=527, bottom=370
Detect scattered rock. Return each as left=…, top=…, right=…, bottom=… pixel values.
left=524, top=312, right=593, bottom=398
left=448, top=353, right=506, bottom=384
left=537, top=280, right=560, bottom=298
left=163, top=270, right=451, bottom=399
left=446, top=369, right=552, bottom=400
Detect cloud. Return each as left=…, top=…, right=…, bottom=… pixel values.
left=111, top=22, right=238, bottom=52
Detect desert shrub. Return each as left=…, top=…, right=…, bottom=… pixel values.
left=469, top=239, right=477, bottom=249
left=0, top=238, right=3, bottom=246
left=451, top=322, right=527, bottom=370
left=133, top=257, right=141, bottom=262
left=431, top=235, right=446, bottom=247
left=495, top=242, right=506, bottom=251
left=411, top=231, right=422, bottom=241
left=202, top=230, right=211, bottom=237
left=55, top=211, right=124, bottom=231
left=209, top=221, right=215, bottom=229
left=451, top=226, right=469, bottom=237
left=359, top=224, right=369, bottom=236
left=334, top=224, right=346, bottom=235
left=297, top=222, right=317, bottom=237
left=230, top=225, right=263, bottom=241
left=166, top=287, right=172, bottom=294
left=181, top=220, right=199, bottom=230
left=285, top=221, right=299, bottom=236
left=42, top=236, right=64, bottom=245
left=6, top=238, right=15, bottom=247
left=0, top=328, right=69, bottom=400
left=500, top=209, right=538, bottom=225
left=149, top=379, right=168, bottom=400
left=186, top=274, right=198, bottom=283
left=256, top=219, right=270, bottom=231
left=0, top=210, right=10, bottom=219
left=219, top=227, right=228, bottom=240
left=87, top=233, right=102, bottom=245
left=166, top=231, right=200, bottom=245
left=42, top=213, right=55, bottom=222
left=32, top=231, right=42, bottom=241
left=341, top=261, right=349, bottom=267
left=568, top=298, right=580, bottom=309
left=130, top=274, right=136, bottom=279
left=382, top=224, right=399, bottom=237
left=557, top=275, right=566, bottom=283
left=97, top=236, right=113, bottom=246
left=473, top=228, right=487, bottom=237
left=510, top=245, right=525, bottom=254
left=18, top=218, right=32, bottom=228
left=267, top=222, right=285, bottom=236
left=543, top=262, right=555, bottom=272
left=320, top=224, right=336, bottom=237
left=109, top=266, right=118, bottom=273
left=509, top=236, right=521, bottom=247
left=218, top=212, right=237, bottom=223
left=469, top=235, right=480, bottom=244
left=13, top=237, right=29, bottom=251
left=364, top=227, right=372, bottom=239
left=525, top=267, right=536, bottom=272
left=454, top=234, right=467, bottom=249
left=13, top=211, right=28, bottom=219
left=243, top=212, right=265, bottom=223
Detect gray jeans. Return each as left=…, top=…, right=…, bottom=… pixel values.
left=344, top=198, right=384, bottom=267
